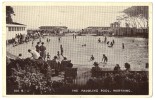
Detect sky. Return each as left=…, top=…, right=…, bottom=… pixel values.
left=12, top=6, right=130, bottom=29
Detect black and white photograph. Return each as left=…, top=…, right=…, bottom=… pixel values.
left=3, top=2, right=152, bottom=96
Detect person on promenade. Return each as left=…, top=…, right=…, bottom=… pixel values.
left=114, top=64, right=121, bottom=71
left=28, top=49, right=40, bottom=60
left=51, top=56, right=59, bottom=75
left=92, top=62, right=101, bottom=72
left=35, top=42, right=40, bottom=53
left=40, top=42, right=46, bottom=60
left=16, top=53, right=23, bottom=60
left=60, top=57, right=68, bottom=71
left=102, top=54, right=108, bottom=63
left=68, top=60, right=73, bottom=68
left=124, top=63, right=131, bottom=71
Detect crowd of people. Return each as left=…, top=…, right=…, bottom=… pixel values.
left=89, top=36, right=127, bottom=66
left=90, top=54, right=108, bottom=63
left=7, top=34, right=31, bottom=46
left=7, top=32, right=45, bottom=47
left=92, top=62, right=132, bottom=73
left=98, top=36, right=125, bottom=49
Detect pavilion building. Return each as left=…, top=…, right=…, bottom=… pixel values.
left=6, top=22, right=27, bottom=40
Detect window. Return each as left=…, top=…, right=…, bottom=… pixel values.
left=11, top=27, right=13, bottom=31
left=8, top=27, right=11, bottom=31
left=12, top=27, right=14, bottom=31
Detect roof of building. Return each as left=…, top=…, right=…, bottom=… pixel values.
left=87, top=26, right=110, bottom=28
left=6, top=22, right=26, bottom=27
left=39, top=26, right=67, bottom=28
left=7, top=22, right=26, bottom=25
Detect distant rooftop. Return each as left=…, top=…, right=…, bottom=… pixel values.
left=87, top=26, right=110, bottom=28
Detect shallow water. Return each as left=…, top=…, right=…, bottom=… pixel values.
left=7, top=35, right=148, bottom=71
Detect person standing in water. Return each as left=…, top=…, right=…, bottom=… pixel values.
left=102, top=54, right=108, bottom=63
left=110, top=42, right=113, bottom=47
left=39, top=37, right=42, bottom=43
left=60, top=45, right=64, bottom=56
left=98, top=38, right=101, bottom=43
left=122, top=43, right=125, bottom=49
left=32, top=40, right=34, bottom=46
left=47, top=38, right=48, bottom=43
left=47, top=52, right=50, bottom=60
left=107, top=41, right=109, bottom=44
left=104, top=36, right=107, bottom=43
left=112, top=39, right=115, bottom=44
left=73, top=34, right=75, bottom=39
left=58, top=37, right=61, bottom=42
left=75, top=35, right=77, bottom=39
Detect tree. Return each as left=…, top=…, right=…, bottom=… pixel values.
left=123, top=6, right=148, bottom=28
left=123, top=6, right=148, bottom=20
left=6, top=6, right=15, bottom=24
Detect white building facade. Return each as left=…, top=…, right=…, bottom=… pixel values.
left=6, top=23, right=27, bottom=40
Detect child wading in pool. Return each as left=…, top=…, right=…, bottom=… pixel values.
left=90, top=55, right=95, bottom=61
left=102, top=54, right=108, bottom=63
left=60, top=45, right=64, bottom=56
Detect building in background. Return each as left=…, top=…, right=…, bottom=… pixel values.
left=110, top=22, right=148, bottom=37
left=6, top=22, right=27, bottom=40
left=82, top=26, right=111, bottom=36
left=39, top=26, right=68, bottom=35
